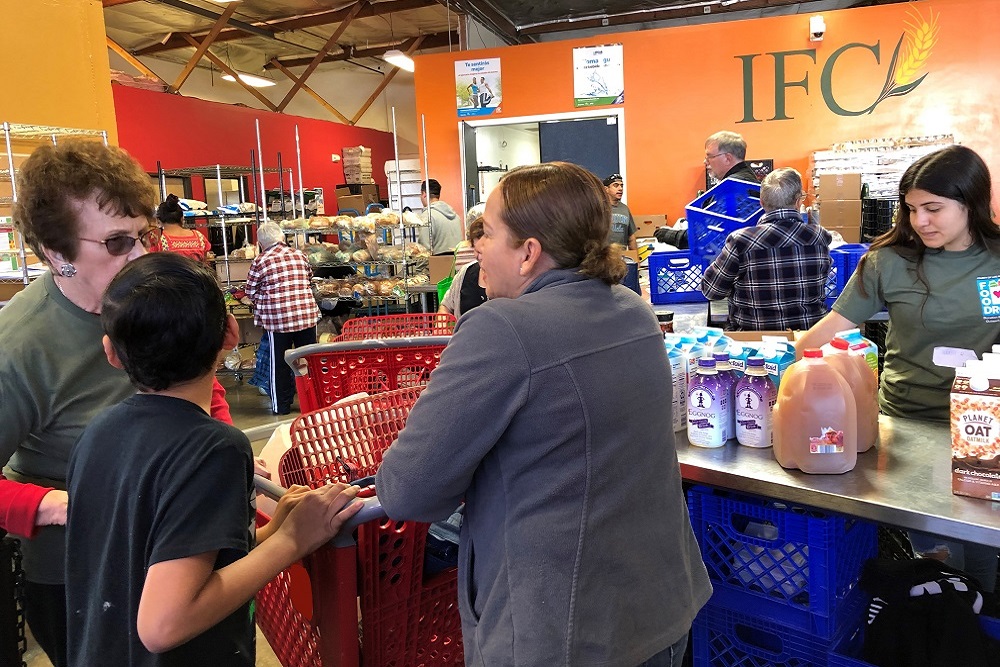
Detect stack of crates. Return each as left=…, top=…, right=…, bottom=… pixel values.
left=648, top=178, right=764, bottom=304
left=825, top=243, right=870, bottom=307
left=687, top=485, right=877, bottom=667
left=861, top=198, right=897, bottom=243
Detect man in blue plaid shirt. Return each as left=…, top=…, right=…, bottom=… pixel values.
left=701, top=167, right=832, bottom=331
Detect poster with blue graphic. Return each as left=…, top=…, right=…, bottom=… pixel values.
left=574, top=44, right=624, bottom=107
left=456, top=58, right=501, bottom=117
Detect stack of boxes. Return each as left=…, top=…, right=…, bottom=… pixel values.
left=342, top=146, right=374, bottom=184
left=687, top=485, right=876, bottom=666
left=816, top=173, right=863, bottom=242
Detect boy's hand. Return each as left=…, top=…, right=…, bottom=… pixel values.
left=270, top=484, right=310, bottom=530
left=276, top=483, right=362, bottom=557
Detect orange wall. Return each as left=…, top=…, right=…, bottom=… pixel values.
left=3, top=0, right=118, bottom=144
left=415, top=0, right=999, bottom=217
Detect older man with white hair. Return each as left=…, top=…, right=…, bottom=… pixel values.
left=245, top=221, right=320, bottom=415
left=701, top=167, right=832, bottom=331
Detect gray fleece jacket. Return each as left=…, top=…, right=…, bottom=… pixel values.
left=376, top=269, right=712, bottom=667
left=420, top=200, right=462, bottom=255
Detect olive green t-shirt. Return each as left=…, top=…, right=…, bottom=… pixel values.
left=833, top=245, right=1000, bottom=422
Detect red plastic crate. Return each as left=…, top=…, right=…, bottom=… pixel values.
left=259, top=388, right=463, bottom=667
left=286, top=338, right=449, bottom=412
left=337, top=314, right=457, bottom=342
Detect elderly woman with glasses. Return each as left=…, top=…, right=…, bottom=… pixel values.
left=0, top=140, right=232, bottom=667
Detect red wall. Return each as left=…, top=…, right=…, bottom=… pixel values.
left=113, top=85, right=397, bottom=206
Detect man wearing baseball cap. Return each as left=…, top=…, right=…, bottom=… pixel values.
left=603, top=173, right=637, bottom=250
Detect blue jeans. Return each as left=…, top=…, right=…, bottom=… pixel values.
left=638, top=631, right=689, bottom=667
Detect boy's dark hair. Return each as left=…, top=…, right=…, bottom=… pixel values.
left=155, top=193, right=184, bottom=224
left=420, top=178, right=442, bottom=198
left=102, top=253, right=227, bottom=392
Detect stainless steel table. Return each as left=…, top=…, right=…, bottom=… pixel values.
left=676, top=415, right=1000, bottom=548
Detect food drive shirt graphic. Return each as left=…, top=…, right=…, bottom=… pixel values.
left=978, top=275, right=1000, bottom=322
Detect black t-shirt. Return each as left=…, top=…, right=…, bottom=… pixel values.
left=66, top=394, right=256, bottom=667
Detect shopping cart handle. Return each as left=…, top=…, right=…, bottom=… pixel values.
left=254, top=474, right=386, bottom=537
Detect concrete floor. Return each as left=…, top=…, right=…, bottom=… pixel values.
left=25, top=375, right=299, bottom=667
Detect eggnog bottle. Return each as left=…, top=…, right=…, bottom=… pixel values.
left=822, top=337, right=879, bottom=452
left=714, top=352, right=738, bottom=441
left=687, top=357, right=728, bottom=448
left=773, top=349, right=858, bottom=474
left=734, top=356, right=777, bottom=448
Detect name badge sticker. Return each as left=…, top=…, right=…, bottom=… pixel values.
left=976, top=275, right=1000, bottom=322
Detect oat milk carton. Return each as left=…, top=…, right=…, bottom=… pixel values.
left=951, top=363, right=1000, bottom=501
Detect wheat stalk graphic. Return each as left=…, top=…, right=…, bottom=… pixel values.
left=893, top=8, right=940, bottom=86
left=866, top=7, right=939, bottom=114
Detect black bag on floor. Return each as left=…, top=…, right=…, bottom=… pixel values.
left=0, top=530, right=25, bottom=667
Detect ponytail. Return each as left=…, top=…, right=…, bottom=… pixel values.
left=579, top=240, right=626, bottom=284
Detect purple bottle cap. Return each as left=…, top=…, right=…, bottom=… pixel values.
left=713, top=352, right=730, bottom=362
left=746, top=356, right=765, bottom=367
left=698, top=357, right=716, bottom=368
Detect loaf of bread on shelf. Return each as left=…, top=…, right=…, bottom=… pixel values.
left=402, top=210, right=424, bottom=227
left=376, top=211, right=399, bottom=227
left=351, top=249, right=371, bottom=262
left=351, top=216, right=377, bottom=233
left=308, top=216, right=331, bottom=229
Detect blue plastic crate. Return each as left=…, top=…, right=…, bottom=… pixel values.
left=825, top=244, right=869, bottom=307
left=829, top=612, right=1000, bottom=667
left=685, top=178, right=764, bottom=263
left=693, top=602, right=833, bottom=667
left=648, top=251, right=708, bottom=304
left=687, top=485, right=877, bottom=639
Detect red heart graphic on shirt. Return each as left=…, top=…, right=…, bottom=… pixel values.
left=994, top=290, right=1000, bottom=298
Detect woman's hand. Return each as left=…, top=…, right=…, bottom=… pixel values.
left=35, top=489, right=69, bottom=527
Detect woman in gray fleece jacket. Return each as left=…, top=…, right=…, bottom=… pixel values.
left=375, top=162, right=711, bottom=667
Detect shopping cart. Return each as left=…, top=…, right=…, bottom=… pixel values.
left=254, top=387, right=463, bottom=667
left=285, top=336, right=451, bottom=413
left=336, top=313, right=457, bottom=342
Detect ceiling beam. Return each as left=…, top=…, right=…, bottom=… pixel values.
left=276, top=1, right=366, bottom=112
left=351, top=36, right=425, bottom=125
left=265, top=30, right=459, bottom=69
left=269, top=59, right=352, bottom=125
left=103, top=0, right=142, bottom=6
left=149, top=0, right=278, bottom=41
left=517, top=0, right=822, bottom=35
left=441, top=0, right=528, bottom=45
left=170, top=2, right=239, bottom=92
left=182, top=34, right=278, bottom=112
left=107, top=36, right=166, bottom=84
left=135, top=0, right=436, bottom=56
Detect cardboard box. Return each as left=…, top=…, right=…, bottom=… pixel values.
left=818, top=199, right=862, bottom=228
left=826, top=226, right=861, bottom=243
left=724, top=330, right=796, bottom=342
left=950, top=370, right=1000, bottom=501
left=361, top=183, right=380, bottom=204
left=428, top=255, right=454, bottom=284
left=337, top=194, right=366, bottom=214
left=634, top=214, right=667, bottom=239
left=818, top=173, right=862, bottom=200
left=215, top=258, right=252, bottom=283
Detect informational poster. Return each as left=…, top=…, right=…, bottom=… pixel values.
left=573, top=44, right=624, bottom=107
left=456, top=58, right=502, bottom=117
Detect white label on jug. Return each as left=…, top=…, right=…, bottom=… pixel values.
left=809, top=427, right=845, bottom=454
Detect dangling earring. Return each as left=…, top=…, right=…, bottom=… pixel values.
left=59, top=263, right=77, bottom=278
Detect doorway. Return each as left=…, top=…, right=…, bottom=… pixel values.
left=460, top=108, right=626, bottom=211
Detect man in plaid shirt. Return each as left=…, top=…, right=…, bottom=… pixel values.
left=246, top=221, right=320, bottom=415
left=701, top=167, right=832, bottom=331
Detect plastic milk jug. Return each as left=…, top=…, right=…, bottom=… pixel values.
left=735, top=356, right=777, bottom=448
left=714, top=352, right=738, bottom=440
left=687, top=357, right=728, bottom=448
left=665, top=340, right=687, bottom=432
left=773, top=349, right=858, bottom=473
left=823, top=337, right=879, bottom=452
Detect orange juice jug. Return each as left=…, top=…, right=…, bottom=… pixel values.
left=773, top=349, right=858, bottom=474
left=823, top=337, right=879, bottom=452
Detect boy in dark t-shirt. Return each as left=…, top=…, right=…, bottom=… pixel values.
left=65, top=253, right=362, bottom=666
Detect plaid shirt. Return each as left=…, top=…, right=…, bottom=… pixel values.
left=702, top=209, right=832, bottom=331
left=245, top=243, right=320, bottom=333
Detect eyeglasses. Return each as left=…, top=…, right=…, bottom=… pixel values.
left=704, top=153, right=728, bottom=162
left=78, top=227, right=162, bottom=256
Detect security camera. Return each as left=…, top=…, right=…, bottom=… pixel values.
left=809, top=15, right=826, bottom=42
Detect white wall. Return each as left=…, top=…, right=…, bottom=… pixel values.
left=107, top=53, right=420, bottom=154
left=474, top=124, right=540, bottom=199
